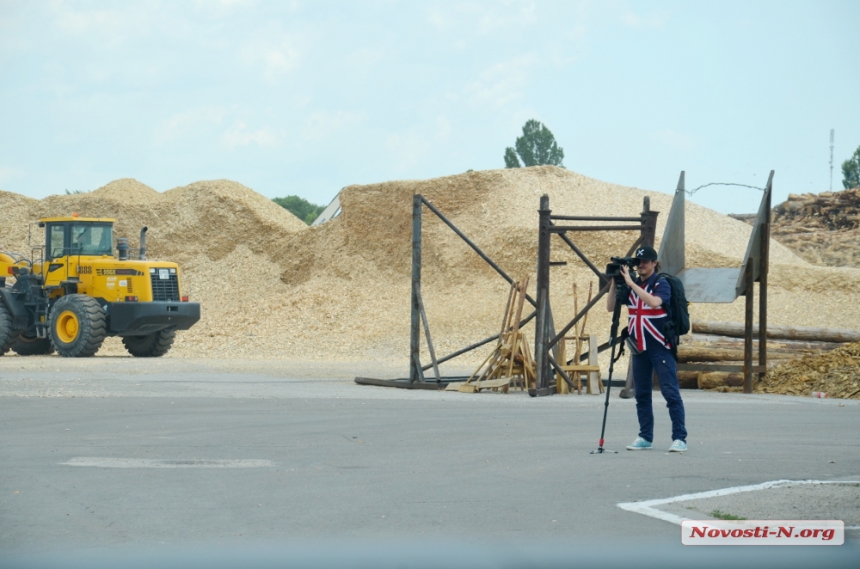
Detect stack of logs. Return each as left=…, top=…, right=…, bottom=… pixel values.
left=770, top=186, right=860, bottom=268
left=676, top=321, right=860, bottom=390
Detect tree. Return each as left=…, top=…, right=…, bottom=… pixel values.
left=272, top=195, right=326, bottom=225
left=504, top=119, right=565, bottom=168
left=842, top=145, right=860, bottom=189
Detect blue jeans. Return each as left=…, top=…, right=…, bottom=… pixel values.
left=632, top=343, right=687, bottom=443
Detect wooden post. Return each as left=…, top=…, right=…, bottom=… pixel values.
left=557, top=339, right=569, bottom=394
left=743, top=264, right=754, bottom=394
left=758, top=173, right=773, bottom=383
left=410, top=194, right=423, bottom=383
left=640, top=197, right=659, bottom=248
left=532, top=195, right=553, bottom=397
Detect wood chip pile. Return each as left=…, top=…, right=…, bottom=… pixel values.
left=755, top=341, right=860, bottom=399
left=770, top=186, right=860, bottom=268
left=3, top=168, right=860, bottom=381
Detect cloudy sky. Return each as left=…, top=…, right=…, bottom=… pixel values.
left=1, top=0, right=858, bottom=214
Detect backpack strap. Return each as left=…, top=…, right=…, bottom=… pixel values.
left=643, top=272, right=661, bottom=294
left=656, top=273, right=679, bottom=359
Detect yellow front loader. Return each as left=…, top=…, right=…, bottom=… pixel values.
left=0, top=216, right=200, bottom=357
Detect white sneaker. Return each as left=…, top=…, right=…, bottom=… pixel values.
left=626, top=437, right=652, bottom=450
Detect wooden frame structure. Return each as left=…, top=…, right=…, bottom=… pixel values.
left=357, top=170, right=773, bottom=396
left=659, top=171, right=774, bottom=393
left=356, top=194, right=539, bottom=389
left=531, top=195, right=659, bottom=396
left=532, top=170, right=774, bottom=396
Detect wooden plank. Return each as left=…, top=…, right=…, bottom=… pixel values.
left=416, top=285, right=440, bottom=382
left=475, top=377, right=512, bottom=390
left=499, top=280, right=516, bottom=337
left=656, top=173, right=685, bottom=277
left=561, top=365, right=601, bottom=372
left=557, top=332, right=569, bottom=394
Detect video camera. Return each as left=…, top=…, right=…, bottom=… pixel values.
left=606, top=256, right=639, bottom=300
left=605, top=256, right=639, bottom=278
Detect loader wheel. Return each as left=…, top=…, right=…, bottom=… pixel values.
left=49, top=295, right=107, bottom=357
left=122, top=328, right=176, bottom=358
left=0, top=303, right=15, bottom=356
left=11, top=334, right=55, bottom=356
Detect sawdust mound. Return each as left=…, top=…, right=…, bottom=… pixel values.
left=267, top=167, right=860, bottom=367
left=755, top=342, right=860, bottom=399
left=0, top=190, right=38, bottom=254
left=25, top=179, right=308, bottom=265
left=3, top=167, right=860, bottom=365
left=279, top=166, right=804, bottom=289
left=89, top=178, right=160, bottom=203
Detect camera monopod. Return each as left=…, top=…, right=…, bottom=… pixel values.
left=590, top=282, right=628, bottom=455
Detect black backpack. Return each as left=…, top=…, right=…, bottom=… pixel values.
left=656, top=273, right=690, bottom=355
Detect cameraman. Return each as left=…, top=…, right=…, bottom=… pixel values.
left=606, top=246, right=687, bottom=453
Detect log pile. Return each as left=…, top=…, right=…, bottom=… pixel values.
left=754, top=341, right=860, bottom=399
left=769, top=186, right=860, bottom=267
left=677, top=321, right=859, bottom=392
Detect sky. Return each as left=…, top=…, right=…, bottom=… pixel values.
left=1, top=0, right=858, bottom=214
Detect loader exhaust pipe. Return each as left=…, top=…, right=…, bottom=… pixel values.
left=117, top=238, right=129, bottom=261
left=139, top=227, right=148, bottom=261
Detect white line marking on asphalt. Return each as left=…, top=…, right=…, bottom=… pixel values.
left=62, top=458, right=274, bottom=468
left=617, top=480, right=860, bottom=526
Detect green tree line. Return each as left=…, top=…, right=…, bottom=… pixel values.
left=843, top=145, right=860, bottom=189
left=504, top=119, right=565, bottom=168
left=272, top=195, right=326, bottom=225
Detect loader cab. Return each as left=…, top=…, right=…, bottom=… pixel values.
left=41, top=217, right=115, bottom=260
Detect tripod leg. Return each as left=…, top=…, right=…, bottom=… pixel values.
left=591, top=299, right=624, bottom=454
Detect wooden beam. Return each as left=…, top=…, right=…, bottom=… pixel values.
left=691, top=321, right=860, bottom=344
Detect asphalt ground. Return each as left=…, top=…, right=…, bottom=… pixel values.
left=1, top=357, right=858, bottom=567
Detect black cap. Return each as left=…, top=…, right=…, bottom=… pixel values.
left=634, top=246, right=658, bottom=261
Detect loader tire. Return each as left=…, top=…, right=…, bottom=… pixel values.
left=122, top=328, right=176, bottom=358
left=11, top=334, right=55, bottom=356
left=0, top=303, right=15, bottom=356
left=49, top=295, right=107, bottom=357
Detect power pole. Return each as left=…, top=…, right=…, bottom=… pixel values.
left=830, top=129, right=835, bottom=191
